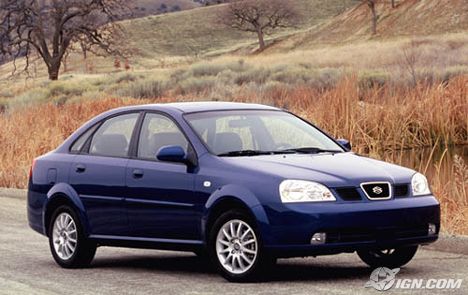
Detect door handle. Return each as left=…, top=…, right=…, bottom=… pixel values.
left=132, top=169, right=144, bottom=179
left=75, top=164, right=86, bottom=173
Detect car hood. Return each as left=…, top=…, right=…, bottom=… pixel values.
left=222, top=152, right=416, bottom=187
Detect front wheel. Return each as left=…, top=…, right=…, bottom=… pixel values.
left=48, top=205, right=97, bottom=268
left=208, top=210, right=275, bottom=282
left=357, top=246, right=418, bottom=268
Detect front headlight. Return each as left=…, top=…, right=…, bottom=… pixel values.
left=279, top=180, right=336, bottom=203
left=411, top=172, right=431, bottom=196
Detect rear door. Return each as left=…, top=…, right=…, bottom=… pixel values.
left=125, top=112, right=199, bottom=240
left=69, top=112, right=140, bottom=236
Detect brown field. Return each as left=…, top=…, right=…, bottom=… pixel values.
left=0, top=76, right=466, bottom=234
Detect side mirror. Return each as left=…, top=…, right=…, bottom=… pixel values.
left=336, top=139, right=351, bottom=151
left=156, top=145, right=187, bottom=163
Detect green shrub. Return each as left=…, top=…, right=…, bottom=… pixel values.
left=190, top=63, right=225, bottom=77
left=234, top=67, right=271, bottom=85
left=0, top=89, right=14, bottom=99
left=174, top=76, right=217, bottom=95
left=270, top=65, right=314, bottom=84
left=114, top=73, right=138, bottom=84
left=225, top=59, right=249, bottom=73
left=48, top=82, right=85, bottom=97
left=115, top=79, right=167, bottom=99
left=358, top=71, right=389, bottom=88
left=438, top=66, right=468, bottom=83
left=7, top=88, right=49, bottom=109
left=313, top=68, right=343, bottom=89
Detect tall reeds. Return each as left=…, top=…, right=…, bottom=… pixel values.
left=0, top=76, right=466, bottom=232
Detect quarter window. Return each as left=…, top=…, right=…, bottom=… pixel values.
left=89, top=113, right=139, bottom=157
left=70, top=124, right=98, bottom=153
left=138, top=113, right=188, bottom=159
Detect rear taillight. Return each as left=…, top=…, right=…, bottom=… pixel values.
left=29, top=158, right=37, bottom=179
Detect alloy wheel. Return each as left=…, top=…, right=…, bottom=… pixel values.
left=52, top=212, right=78, bottom=260
left=215, top=219, right=258, bottom=274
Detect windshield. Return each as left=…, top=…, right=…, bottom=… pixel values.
left=185, top=110, right=344, bottom=156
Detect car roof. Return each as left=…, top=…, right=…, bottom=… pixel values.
left=114, top=101, right=280, bottom=114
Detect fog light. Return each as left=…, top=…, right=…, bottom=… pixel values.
left=311, top=232, right=327, bottom=244
left=428, top=223, right=437, bottom=235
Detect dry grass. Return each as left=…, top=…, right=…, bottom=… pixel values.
left=0, top=76, right=466, bottom=233
left=377, top=146, right=468, bottom=235
left=431, top=154, right=468, bottom=235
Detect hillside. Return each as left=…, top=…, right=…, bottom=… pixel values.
left=269, top=0, right=468, bottom=51
left=0, top=0, right=358, bottom=82
left=131, top=0, right=201, bottom=18
left=121, top=0, right=358, bottom=59
left=0, top=0, right=467, bottom=87
left=0, top=0, right=358, bottom=77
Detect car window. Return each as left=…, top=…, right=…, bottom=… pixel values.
left=186, top=110, right=343, bottom=155
left=138, top=113, right=188, bottom=160
left=70, top=124, right=98, bottom=153
left=214, top=115, right=256, bottom=150
left=260, top=115, right=324, bottom=149
left=89, top=113, right=139, bottom=157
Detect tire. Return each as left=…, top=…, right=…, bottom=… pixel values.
left=357, top=246, right=418, bottom=268
left=193, top=249, right=208, bottom=260
left=48, top=205, right=97, bottom=268
left=208, top=210, right=276, bottom=282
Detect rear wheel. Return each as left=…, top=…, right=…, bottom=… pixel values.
left=208, top=210, right=275, bottom=282
left=357, top=246, right=418, bottom=268
left=48, top=205, right=96, bottom=268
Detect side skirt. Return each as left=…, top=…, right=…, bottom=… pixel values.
left=89, top=234, right=204, bottom=252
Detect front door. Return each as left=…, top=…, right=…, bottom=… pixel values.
left=125, top=112, right=199, bottom=240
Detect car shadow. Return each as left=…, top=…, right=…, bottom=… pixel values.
left=89, top=252, right=426, bottom=282
left=92, top=253, right=214, bottom=274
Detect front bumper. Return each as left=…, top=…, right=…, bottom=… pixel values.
left=260, top=196, right=440, bottom=257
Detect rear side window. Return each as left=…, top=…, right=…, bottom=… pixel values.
left=137, top=113, right=188, bottom=160
left=70, top=124, right=98, bottom=153
left=89, top=113, right=139, bottom=157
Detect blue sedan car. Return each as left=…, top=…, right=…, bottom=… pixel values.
left=28, top=102, right=440, bottom=281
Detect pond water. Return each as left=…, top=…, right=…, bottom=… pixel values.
left=370, top=145, right=468, bottom=186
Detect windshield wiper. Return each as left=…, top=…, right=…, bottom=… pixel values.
left=217, top=150, right=274, bottom=157
left=278, top=147, right=343, bottom=154
left=217, top=149, right=299, bottom=157
left=218, top=147, right=342, bottom=157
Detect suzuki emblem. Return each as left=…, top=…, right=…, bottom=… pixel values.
left=372, top=186, right=383, bottom=194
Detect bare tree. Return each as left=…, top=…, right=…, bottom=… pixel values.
left=220, top=0, right=298, bottom=52
left=400, top=40, right=419, bottom=86
left=363, top=0, right=379, bottom=35
left=0, top=0, right=131, bottom=80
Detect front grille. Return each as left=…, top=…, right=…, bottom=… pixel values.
left=394, top=184, right=409, bottom=198
left=335, top=187, right=362, bottom=201
left=361, top=182, right=391, bottom=200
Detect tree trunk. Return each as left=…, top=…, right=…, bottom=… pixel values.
left=82, top=48, right=87, bottom=60
left=256, top=28, right=266, bottom=51
left=62, top=54, right=69, bottom=73
left=391, top=0, right=396, bottom=8
left=370, top=3, right=378, bottom=35
left=48, top=63, right=60, bottom=80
